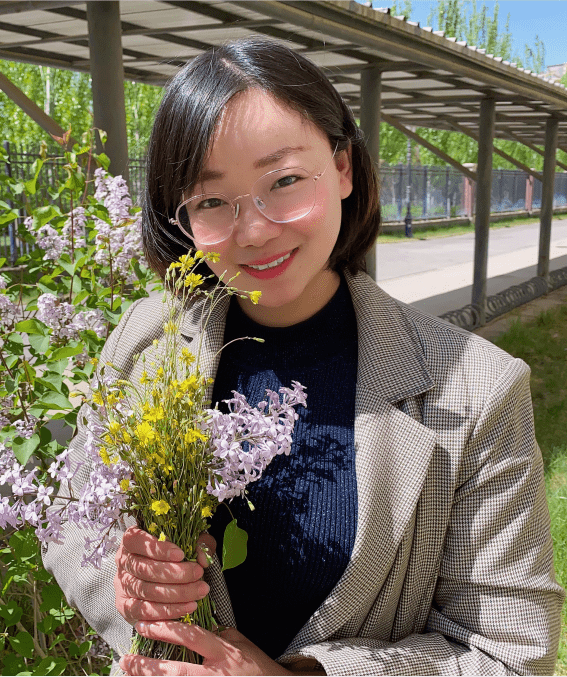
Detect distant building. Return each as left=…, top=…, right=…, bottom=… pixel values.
left=542, top=63, right=567, bottom=81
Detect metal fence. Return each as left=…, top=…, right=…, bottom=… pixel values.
left=3, top=147, right=567, bottom=264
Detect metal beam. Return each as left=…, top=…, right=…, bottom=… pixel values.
left=537, top=117, right=559, bottom=281
left=0, top=71, right=77, bottom=148
left=86, top=1, right=129, bottom=179
left=472, top=97, right=495, bottom=326
left=502, top=128, right=567, bottom=172
left=382, top=114, right=477, bottom=181
left=360, top=66, right=381, bottom=281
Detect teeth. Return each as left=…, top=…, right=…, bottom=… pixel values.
left=248, top=251, right=292, bottom=271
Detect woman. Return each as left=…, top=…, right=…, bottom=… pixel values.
left=44, top=38, right=564, bottom=676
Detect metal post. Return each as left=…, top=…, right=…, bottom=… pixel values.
left=404, top=136, right=412, bottom=237
left=360, top=66, right=381, bottom=280
left=537, top=117, right=559, bottom=282
left=423, top=166, right=428, bottom=218
left=472, top=98, right=496, bottom=326
left=3, top=141, right=17, bottom=265
left=86, top=1, right=129, bottom=181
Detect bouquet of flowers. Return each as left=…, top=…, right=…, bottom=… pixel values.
left=0, top=251, right=307, bottom=663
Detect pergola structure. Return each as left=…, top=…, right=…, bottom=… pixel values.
left=1, top=0, right=566, bottom=325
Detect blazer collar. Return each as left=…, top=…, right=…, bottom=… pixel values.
left=344, top=269, right=435, bottom=403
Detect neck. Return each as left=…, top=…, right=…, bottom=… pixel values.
left=236, top=269, right=341, bottom=327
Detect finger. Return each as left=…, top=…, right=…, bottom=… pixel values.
left=121, top=598, right=199, bottom=623
left=120, top=573, right=210, bottom=604
left=135, top=620, right=229, bottom=661
left=196, top=534, right=216, bottom=569
left=122, top=552, right=204, bottom=584
left=122, top=526, right=185, bottom=562
left=119, top=654, right=207, bottom=676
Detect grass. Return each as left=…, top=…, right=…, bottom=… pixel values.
left=377, top=213, right=567, bottom=243
left=492, top=304, right=567, bottom=674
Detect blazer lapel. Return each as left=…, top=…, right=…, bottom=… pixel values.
left=287, top=272, right=439, bottom=651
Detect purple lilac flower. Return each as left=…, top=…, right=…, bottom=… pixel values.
left=0, top=396, right=14, bottom=429
left=203, top=381, right=307, bottom=502
left=0, top=294, right=18, bottom=329
left=0, top=275, right=7, bottom=290
left=37, top=293, right=105, bottom=342
left=14, top=416, right=38, bottom=440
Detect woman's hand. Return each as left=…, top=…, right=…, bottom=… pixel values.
left=114, top=526, right=214, bottom=625
left=119, top=621, right=293, bottom=676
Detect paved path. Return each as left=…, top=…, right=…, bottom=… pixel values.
left=376, top=217, right=567, bottom=317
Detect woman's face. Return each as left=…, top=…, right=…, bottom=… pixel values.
left=190, top=89, right=353, bottom=327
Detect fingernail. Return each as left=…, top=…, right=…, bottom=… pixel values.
left=198, top=582, right=210, bottom=597
left=119, top=656, right=129, bottom=669
left=135, top=621, right=149, bottom=633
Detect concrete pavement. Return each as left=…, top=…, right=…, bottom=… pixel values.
left=375, top=217, right=567, bottom=318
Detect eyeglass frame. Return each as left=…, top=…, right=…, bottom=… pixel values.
left=169, top=142, right=340, bottom=244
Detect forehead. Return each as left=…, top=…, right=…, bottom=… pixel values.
left=206, top=89, right=328, bottom=168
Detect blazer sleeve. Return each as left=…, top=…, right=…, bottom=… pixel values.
left=41, top=300, right=144, bottom=662
left=280, top=359, right=565, bottom=675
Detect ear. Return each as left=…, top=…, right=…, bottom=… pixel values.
left=335, top=145, right=353, bottom=200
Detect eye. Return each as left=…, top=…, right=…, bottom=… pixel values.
left=271, top=174, right=303, bottom=190
left=196, top=196, right=226, bottom=210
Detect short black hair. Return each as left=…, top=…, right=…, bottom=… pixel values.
left=142, top=37, right=381, bottom=279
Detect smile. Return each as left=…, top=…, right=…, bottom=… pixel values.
left=247, top=251, right=294, bottom=271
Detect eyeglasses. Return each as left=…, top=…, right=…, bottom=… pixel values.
left=170, top=144, right=338, bottom=245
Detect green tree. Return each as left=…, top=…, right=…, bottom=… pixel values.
left=0, top=61, right=162, bottom=156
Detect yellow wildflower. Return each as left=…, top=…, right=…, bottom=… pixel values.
left=108, top=421, right=121, bottom=436
left=182, top=613, right=193, bottom=623
left=144, top=406, right=165, bottom=423
left=194, top=250, right=204, bottom=259
left=184, top=429, right=206, bottom=445
left=135, top=420, right=157, bottom=446
left=156, top=367, right=164, bottom=380
left=92, top=391, right=104, bottom=406
left=123, top=431, right=132, bottom=444
left=201, top=506, right=213, bottom=518
left=249, top=290, right=262, bottom=305
left=180, top=347, right=195, bottom=366
left=151, top=499, right=170, bottom=516
left=184, top=273, right=203, bottom=290
left=163, top=321, right=177, bottom=333
left=106, top=393, right=121, bottom=407
left=90, top=357, right=99, bottom=366
left=158, top=532, right=167, bottom=542
left=140, top=371, right=150, bottom=384
left=99, top=448, right=110, bottom=465
left=205, top=252, right=220, bottom=263
left=153, top=339, right=159, bottom=347
left=148, top=522, right=158, bottom=534
left=119, top=479, right=130, bottom=492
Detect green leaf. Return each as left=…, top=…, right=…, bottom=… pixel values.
left=38, top=392, right=73, bottom=411
left=35, top=375, right=62, bottom=393
left=0, top=209, right=18, bottom=225
left=32, top=204, right=58, bottom=228
left=97, top=152, right=110, bottom=170
left=9, top=530, right=38, bottom=561
left=221, top=519, right=248, bottom=572
left=0, top=599, right=23, bottom=626
left=8, top=631, right=34, bottom=659
left=50, top=344, right=83, bottom=361
left=32, top=657, right=67, bottom=676
left=39, top=584, right=63, bottom=613
left=21, top=360, right=35, bottom=385
left=28, top=334, right=50, bottom=354
left=15, top=319, right=47, bottom=336
left=12, top=434, right=40, bottom=465
left=72, top=289, right=89, bottom=305
left=37, top=614, right=58, bottom=634
left=2, top=653, right=26, bottom=675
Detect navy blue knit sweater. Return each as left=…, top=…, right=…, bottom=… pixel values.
left=209, top=275, right=358, bottom=659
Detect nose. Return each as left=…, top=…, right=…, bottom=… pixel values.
left=232, top=195, right=283, bottom=248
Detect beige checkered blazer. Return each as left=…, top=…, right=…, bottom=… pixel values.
left=44, top=271, right=564, bottom=675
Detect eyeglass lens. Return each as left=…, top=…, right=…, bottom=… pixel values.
left=176, top=167, right=317, bottom=245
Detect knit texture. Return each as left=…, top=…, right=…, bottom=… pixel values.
left=209, top=275, right=359, bottom=658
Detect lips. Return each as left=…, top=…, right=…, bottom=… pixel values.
left=241, top=248, right=298, bottom=280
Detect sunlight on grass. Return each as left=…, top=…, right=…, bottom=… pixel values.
left=493, top=304, right=567, bottom=675
left=377, top=214, right=567, bottom=243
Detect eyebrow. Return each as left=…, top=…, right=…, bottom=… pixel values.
left=196, top=145, right=309, bottom=183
